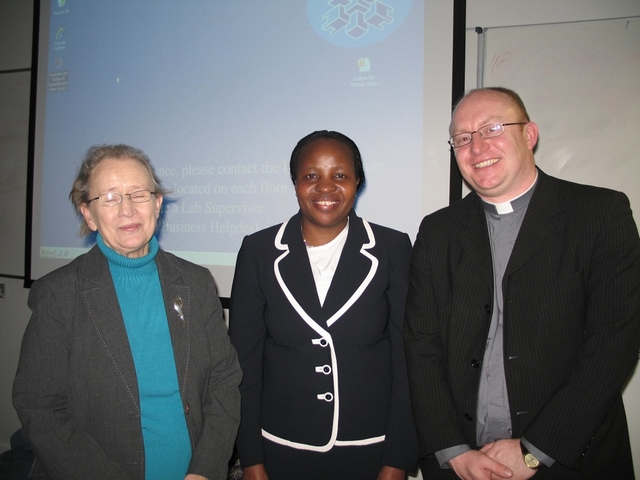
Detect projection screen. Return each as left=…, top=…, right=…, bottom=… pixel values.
left=29, top=0, right=454, bottom=296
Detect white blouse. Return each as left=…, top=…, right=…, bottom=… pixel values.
left=305, top=221, right=349, bottom=306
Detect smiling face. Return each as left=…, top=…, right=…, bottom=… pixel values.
left=79, top=157, right=163, bottom=258
left=450, top=89, right=538, bottom=203
left=294, top=138, right=359, bottom=244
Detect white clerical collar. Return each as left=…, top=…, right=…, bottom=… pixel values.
left=482, top=171, right=538, bottom=214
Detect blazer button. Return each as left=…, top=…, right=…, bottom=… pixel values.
left=315, top=365, right=332, bottom=375
left=185, top=403, right=190, bottom=415
left=317, top=392, right=334, bottom=402
left=312, top=338, right=329, bottom=347
left=464, top=413, right=473, bottom=421
left=471, top=359, right=480, bottom=368
left=484, top=304, right=491, bottom=314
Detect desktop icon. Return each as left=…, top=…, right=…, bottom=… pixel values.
left=358, top=58, right=371, bottom=73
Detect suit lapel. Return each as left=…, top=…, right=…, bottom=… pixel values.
left=275, top=211, right=377, bottom=329
left=79, top=247, right=140, bottom=410
left=277, top=214, right=325, bottom=321
left=458, top=195, right=494, bottom=289
left=505, top=170, right=561, bottom=277
left=157, top=251, right=190, bottom=396
left=322, top=214, right=376, bottom=326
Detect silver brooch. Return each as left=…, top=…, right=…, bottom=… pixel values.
left=173, top=296, right=185, bottom=323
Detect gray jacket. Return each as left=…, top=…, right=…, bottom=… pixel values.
left=13, top=245, right=242, bottom=480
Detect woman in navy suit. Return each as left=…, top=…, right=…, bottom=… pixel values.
left=229, top=131, right=418, bottom=480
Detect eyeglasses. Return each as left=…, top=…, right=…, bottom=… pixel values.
left=448, top=122, right=528, bottom=148
left=87, top=189, right=157, bottom=207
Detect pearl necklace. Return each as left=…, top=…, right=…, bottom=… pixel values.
left=301, top=224, right=314, bottom=247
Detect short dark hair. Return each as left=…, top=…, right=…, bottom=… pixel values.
left=289, top=130, right=366, bottom=193
left=454, top=86, right=531, bottom=122
left=69, top=144, right=169, bottom=236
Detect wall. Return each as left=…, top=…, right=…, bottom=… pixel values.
left=0, top=280, right=30, bottom=452
left=0, top=0, right=34, bottom=452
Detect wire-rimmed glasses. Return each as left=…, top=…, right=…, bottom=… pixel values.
left=448, top=122, right=527, bottom=148
left=86, top=189, right=157, bottom=206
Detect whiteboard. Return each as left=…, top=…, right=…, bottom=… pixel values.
left=481, top=17, right=640, bottom=217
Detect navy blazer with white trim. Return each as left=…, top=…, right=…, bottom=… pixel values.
left=229, top=210, right=418, bottom=471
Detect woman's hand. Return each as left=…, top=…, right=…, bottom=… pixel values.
left=185, top=475, right=208, bottom=480
left=377, top=465, right=406, bottom=480
left=242, top=463, right=270, bottom=480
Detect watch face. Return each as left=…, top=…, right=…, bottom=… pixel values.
left=524, top=453, right=540, bottom=469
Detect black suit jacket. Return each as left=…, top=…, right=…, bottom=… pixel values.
left=13, top=246, right=242, bottom=480
left=229, top=210, right=418, bottom=471
left=405, top=169, right=640, bottom=479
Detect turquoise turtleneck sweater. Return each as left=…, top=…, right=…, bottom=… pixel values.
left=97, top=234, right=191, bottom=479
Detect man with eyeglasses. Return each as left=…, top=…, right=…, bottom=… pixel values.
left=404, top=87, right=640, bottom=479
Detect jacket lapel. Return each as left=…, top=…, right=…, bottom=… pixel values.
left=78, top=247, right=140, bottom=409
left=458, top=195, right=494, bottom=289
left=277, top=213, right=325, bottom=321
left=505, top=170, right=561, bottom=277
left=157, top=251, right=190, bottom=395
left=322, top=213, right=376, bottom=326
left=274, top=211, right=377, bottom=329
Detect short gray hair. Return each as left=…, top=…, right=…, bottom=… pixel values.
left=69, top=144, right=168, bottom=236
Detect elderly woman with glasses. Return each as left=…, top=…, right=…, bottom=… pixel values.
left=13, top=144, right=242, bottom=480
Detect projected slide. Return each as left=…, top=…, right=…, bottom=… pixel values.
left=32, top=0, right=425, bottom=288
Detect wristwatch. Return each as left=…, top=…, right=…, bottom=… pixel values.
left=520, top=441, right=540, bottom=469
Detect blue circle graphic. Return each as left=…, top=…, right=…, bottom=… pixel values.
left=307, top=0, right=413, bottom=48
